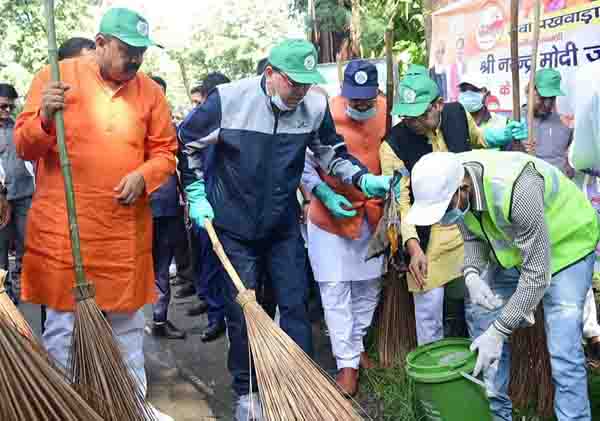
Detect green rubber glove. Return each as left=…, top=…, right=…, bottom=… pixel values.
left=313, top=183, right=357, bottom=219
left=507, top=120, right=528, bottom=140
left=483, top=126, right=513, bottom=148
left=359, top=174, right=392, bottom=198
left=185, top=180, right=214, bottom=230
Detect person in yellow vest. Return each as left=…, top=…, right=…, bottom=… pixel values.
left=301, top=60, right=390, bottom=396
left=406, top=150, right=598, bottom=420
left=380, top=73, right=527, bottom=346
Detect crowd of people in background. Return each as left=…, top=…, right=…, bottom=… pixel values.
left=2, top=6, right=600, bottom=421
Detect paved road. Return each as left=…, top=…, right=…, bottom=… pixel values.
left=18, top=280, right=343, bottom=421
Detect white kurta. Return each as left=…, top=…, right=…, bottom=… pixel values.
left=307, top=218, right=384, bottom=283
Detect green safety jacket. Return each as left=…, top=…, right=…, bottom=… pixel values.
left=460, top=150, right=599, bottom=274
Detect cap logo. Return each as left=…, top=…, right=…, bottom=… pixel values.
left=137, top=21, right=149, bottom=37
left=304, top=55, right=316, bottom=71
left=403, top=88, right=417, bottom=104
left=354, top=71, right=368, bottom=85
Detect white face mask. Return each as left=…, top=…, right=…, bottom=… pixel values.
left=271, top=94, right=294, bottom=111
left=346, top=105, right=376, bottom=121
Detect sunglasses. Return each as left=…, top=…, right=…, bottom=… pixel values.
left=0, top=104, right=15, bottom=112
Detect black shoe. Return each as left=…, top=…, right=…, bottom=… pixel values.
left=174, top=284, right=196, bottom=299
left=152, top=321, right=187, bottom=340
left=187, top=301, right=208, bottom=316
left=200, top=321, right=226, bottom=343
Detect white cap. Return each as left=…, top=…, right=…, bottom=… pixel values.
left=459, top=72, right=486, bottom=91
left=405, top=152, right=465, bottom=226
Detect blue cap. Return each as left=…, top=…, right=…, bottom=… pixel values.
left=341, top=60, right=379, bottom=99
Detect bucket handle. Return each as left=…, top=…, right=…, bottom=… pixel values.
left=460, top=372, right=497, bottom=398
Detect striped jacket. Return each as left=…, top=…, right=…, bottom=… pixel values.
left=178, top=76, right=367, bottom=240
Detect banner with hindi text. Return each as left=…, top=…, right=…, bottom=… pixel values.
left=429, top=0, right=600, bottom=117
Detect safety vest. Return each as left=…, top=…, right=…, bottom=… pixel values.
left=460, top=150, right=599, bottom=274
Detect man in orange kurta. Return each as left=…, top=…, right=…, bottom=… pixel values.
left=14, top=8, right=176, bottom=412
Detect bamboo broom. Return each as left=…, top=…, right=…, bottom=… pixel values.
left=0, top=317, right=105, bottom=421
left=0, top=269, right=34, bottom=338
left=205, top=220, right=369, bottom=421
left=507, top=1, right=555, bottom=416
left=44, top=1, right=155, bottom=419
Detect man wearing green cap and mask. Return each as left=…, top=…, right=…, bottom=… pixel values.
left=15, top=8, right=176, bottom=421
left=380, top=73, right=527, bottom=346
left=523, top=68, right=574, bottom=176
left=178, top=39, right=391, bottom=419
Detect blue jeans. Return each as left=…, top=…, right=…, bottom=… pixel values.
left=218, top=224, right=313, bottom=396
left=466, top=254, right=594, bottom=421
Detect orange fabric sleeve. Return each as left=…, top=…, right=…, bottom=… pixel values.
left=137, top=87, right=177, bottom=194
left=14, top=67, right=57, bottom=161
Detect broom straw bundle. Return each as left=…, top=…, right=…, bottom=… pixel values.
left=44, top=1, right=155, bottom=419
left=0, top=317, right=104, bottom=421
left=508, top=307, right=555, bottom=417
left=0, top=269, right=34, bottom=338
left=376, top=268, right=417, bottom=368
left=205, top=220, right=369, bottom=420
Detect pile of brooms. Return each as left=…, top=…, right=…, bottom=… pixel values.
left=0, top=1, right=157, bottom=420
left=0, top=270, right=104, bottom=420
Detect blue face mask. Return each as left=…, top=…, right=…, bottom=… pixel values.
left=346, top=105, right=376, bottom=121
left=458, top=91, right=485, bottom=113
left=440, top=189, right=470, bottom=225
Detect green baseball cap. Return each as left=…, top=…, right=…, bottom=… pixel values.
left=99, top=8, right=161, bottom=48
left=268, top=39, right=325, bottom=84
left=392, top=74, right=440, bottom=117
left=535, top=68, right=565, bottom=98
left=406, top=64, right=429, bottom=77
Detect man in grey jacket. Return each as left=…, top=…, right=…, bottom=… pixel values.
left=0, top=83, right=35, bottom=303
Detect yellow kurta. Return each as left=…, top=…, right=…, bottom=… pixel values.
left=380, top=111, right=486, bottom=291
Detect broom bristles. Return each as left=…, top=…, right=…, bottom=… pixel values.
left=237, top=290, right=370, bottom=421
left=0, top=316, right=104, bottom=421
left=70, top=296, right=156, bottom=421
left=377, top=269, right=417, bottom=368
left=0, top=270, right=34, bottom=338
left=508, top=306, right=555, bottom=417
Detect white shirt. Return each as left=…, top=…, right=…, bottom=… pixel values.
left=569, top=61, right=600, bottom=171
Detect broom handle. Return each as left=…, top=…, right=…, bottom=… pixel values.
left=526, top=0, right=542, bottom=155
left=510, top=0, right=520, bottom=122
left=205, top=220, right=247, bottom=294
left=385, top=28, right=394, bottom=136
left=44, top=0, right=87, bottom=287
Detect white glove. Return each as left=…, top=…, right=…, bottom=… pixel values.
left=465, top=273, right=503, bottom=311
left=470, top=325, right=507, bottom=377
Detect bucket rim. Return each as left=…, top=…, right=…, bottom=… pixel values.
left=405, top=337, right=477, bottom=383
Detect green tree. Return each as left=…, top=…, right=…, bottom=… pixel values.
left=291, top=0, right=427, bottom=69
left=0, top=0, right=93, bottom=73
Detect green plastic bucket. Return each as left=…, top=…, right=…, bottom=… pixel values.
left=406, top=338, right=493, bottom=421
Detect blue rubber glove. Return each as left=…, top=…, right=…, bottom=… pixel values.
left=507, top=120, right=528, bottom=141
left=358, top=174, right=392, bottom=198
left=313, top=183, right=357, bottom=219
left=483, top=126, right=513, bottom=148
left=185, top=180, right=214, bottom=230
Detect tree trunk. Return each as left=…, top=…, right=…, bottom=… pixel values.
left=423, top=0, right=433, bottom=65
left=177, top=57, right=193, bottom=104
left=350, top=0, right=362, bottom=57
